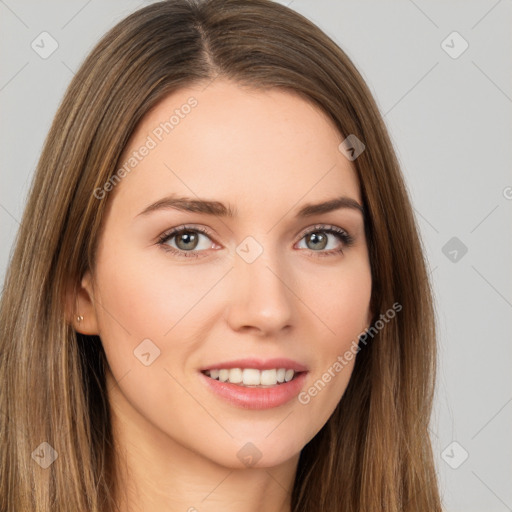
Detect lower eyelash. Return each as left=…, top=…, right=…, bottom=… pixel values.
left=160, top=246, right=202, bottom=258
left=156, top=225, right=354, bottom=258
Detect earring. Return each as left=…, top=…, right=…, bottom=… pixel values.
left=76, top=315, right=84, bottom=323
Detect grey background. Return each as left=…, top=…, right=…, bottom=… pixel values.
left=1, top=1, right=511, bottom=510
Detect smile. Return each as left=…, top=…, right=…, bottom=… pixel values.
left=202, top=368, right=299, bottom=387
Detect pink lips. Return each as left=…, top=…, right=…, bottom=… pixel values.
left=199, top=371, right=308, bottom=409
left=198, top=358, right=309, bottom=410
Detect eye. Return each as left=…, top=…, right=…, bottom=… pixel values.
left=157, top=225, right=217, bottom=259
left=156, top=223, right=355, bottom=259
left=296, top=224, right=354, bottom=257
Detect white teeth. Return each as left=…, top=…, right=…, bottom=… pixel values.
left=243, top=368, right=260, bottom=385
left=228, top=368, right=243, bottom=384
left=260, top=369, right=277, bottom=386
left=284, top=369, right=295, bottom=382
left=204, top=367, right=299, bottom=386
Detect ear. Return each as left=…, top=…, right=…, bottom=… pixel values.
left=65, top=271, right=100, bottom=335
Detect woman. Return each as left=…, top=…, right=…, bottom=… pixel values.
left=0, top=0, right=443, bottom=510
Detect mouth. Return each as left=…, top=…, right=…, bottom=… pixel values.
left=199, top=366, right=309, bottom=409
left=201, top=368, right=305, bottom=388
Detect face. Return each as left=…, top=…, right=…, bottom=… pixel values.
left=76, top=79, right=372, bottom=469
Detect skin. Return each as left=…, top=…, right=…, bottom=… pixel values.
left=73, top=79, right=372, bottom=512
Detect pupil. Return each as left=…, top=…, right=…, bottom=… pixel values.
left=176, top=231, right=198, bottom=250
left=308, top=232, right=327, bottom=250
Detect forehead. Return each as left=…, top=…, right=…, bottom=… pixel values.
left=113, top=79, right=361, bottom=215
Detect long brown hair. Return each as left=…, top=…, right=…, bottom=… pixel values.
left=0, top=1, right=442, bottom=510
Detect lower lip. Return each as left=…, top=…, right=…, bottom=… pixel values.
left=199, top=371, right=308, bottom=410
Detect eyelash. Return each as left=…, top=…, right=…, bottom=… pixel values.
left=156, top=224, right=355, bottom=259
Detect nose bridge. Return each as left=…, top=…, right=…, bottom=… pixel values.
left=226, top=237, right=294, bottom=333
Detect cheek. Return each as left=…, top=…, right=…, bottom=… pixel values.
left=295, top=259, right=371, bottom=421
left=91, top=250, right=218, bottom=435
left=91, top=247, right=224, bottom=375
left=304, top=256, right=372, bottom=342
left=94, top=245, right=207, bottom=336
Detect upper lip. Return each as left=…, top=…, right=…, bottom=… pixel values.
left=200, top=358, right=308, bottom=372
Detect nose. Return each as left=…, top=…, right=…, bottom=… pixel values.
left=224, top=246, right=294, bottom=336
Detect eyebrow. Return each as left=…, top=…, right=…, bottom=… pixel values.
left=136, top=194, right=365, bottom=218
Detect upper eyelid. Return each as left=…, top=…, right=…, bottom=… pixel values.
left=158, top=224, right=214, bottom=242
left=296, top=223, right=349, bottom=238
